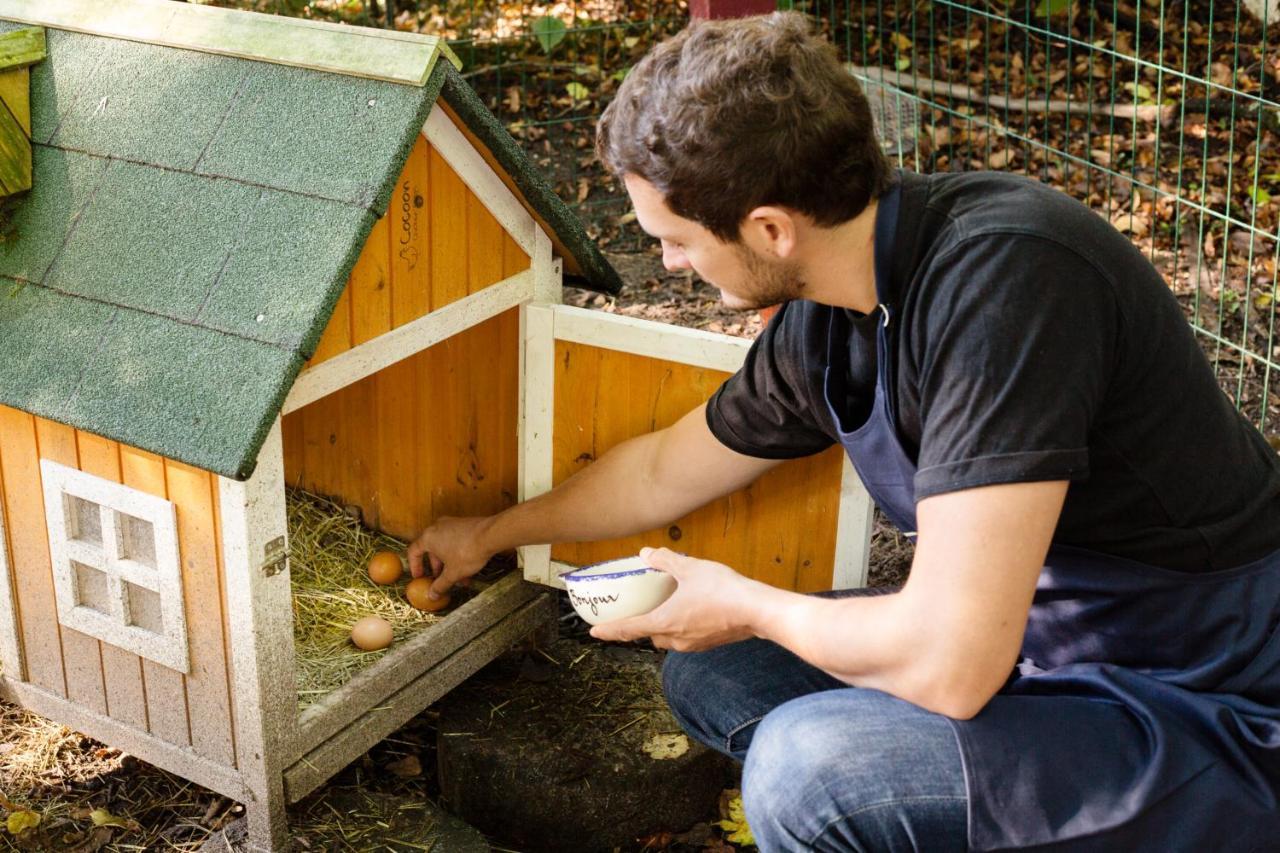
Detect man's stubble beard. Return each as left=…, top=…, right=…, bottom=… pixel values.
left=730, top=242, right=806, bottom=311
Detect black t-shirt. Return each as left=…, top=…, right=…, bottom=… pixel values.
left=707, top=170, right=1280, bottom=572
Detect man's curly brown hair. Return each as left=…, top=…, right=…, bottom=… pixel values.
left=596, top=11, right=892, bottom=243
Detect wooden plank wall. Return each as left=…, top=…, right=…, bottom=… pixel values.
left=549, top=344, right=847, bottom=593
left=282, top=309, right=521, bottom=543
left=0, top=407, right=237, bottom=766
left=282, top=130, right=528, bottom=542
left=304, top=132, right=530, bottom=368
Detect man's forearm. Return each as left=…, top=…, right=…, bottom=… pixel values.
left=746, top=585, right=921, bottom=697
left=479, top=430, right=687, bottom=553
left=739, top=580, right=1000, bottom=719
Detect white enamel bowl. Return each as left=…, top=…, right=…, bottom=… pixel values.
left=559, top=556, right=678, bottom=626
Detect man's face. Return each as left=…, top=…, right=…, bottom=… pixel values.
left=624, top=174, right=805, bottom=311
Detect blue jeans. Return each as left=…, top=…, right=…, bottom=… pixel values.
left=662, top=590, right=968, bottom=853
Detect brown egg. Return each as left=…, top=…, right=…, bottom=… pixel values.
left=367, top=551, right=403, bottom=586
left=350, top=615, right=394, bottom=651
left=405, top=577, right=450, bottom=612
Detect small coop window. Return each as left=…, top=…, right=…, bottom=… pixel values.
left=39, top=460, right=189, bottom=673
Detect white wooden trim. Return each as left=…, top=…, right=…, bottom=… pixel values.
left=283, top=593, right=555, bottom=804
left=0, top=489, right=24, bottom=681
left=422, top=107, right=538, bottom=255
left=550, top=305, right=751, bottom=374
left=283, top=269, right=533, bottom=415
left=518, top=303, right=555, bottom=585
left=532, top=227, right=561, bottom=304
left=0, top=677, right=250, bottom=801
left=4, top=0, right=462, bottom=85
left=831, top=456, right=874, bottom=589
left=288, top=572, right=537, bottom=765
left=218, top=420, right=295, bottom=853
left=38, top=460, right=189, bottom=673
left=547, top=560, right=578, bottom=591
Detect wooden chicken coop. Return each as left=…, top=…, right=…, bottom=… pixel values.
left=0, top=1, right=875, bottom=850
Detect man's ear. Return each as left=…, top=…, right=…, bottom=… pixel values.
left=740, top=206, right=799, bottom=260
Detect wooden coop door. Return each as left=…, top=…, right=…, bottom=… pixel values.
left=521, top=305, right=873, bottom=593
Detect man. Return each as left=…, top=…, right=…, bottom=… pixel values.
left=409, top=12, right=1280, bottom=851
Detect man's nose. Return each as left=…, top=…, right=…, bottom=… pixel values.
left=662, top=243, right=690, bottom=272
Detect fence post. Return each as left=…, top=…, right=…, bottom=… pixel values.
left=689, top=0, right=776, bottom=19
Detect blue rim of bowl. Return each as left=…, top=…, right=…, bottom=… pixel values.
left=558, top=558, right=654, bottom=582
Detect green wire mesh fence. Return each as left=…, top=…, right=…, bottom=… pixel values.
left=803, top=0, right=1279, bottom=433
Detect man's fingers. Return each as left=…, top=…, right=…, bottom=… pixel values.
left=639, top=546, right=688, bottom=576
left=429, top=553, right=444, bottom=578
left=590, top=614, right=656, bottom=643
left=429, top=572, right=454, bottom=600
left=407, top=541, right=426, bottom=579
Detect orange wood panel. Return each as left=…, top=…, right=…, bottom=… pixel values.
left=419, top=141, right=463, bottom=519
left=438, top=100, right=582, bottom=281
left=548, top=344, right=845, bottom=592
left=281, top=309, right=521, bottom=543
left=297, top=387, right=340, bottom=510
left=75, top=430, right=149, bottom=730
left=502, top=230, right=531, bottom=277
left=35, top=422, right=108, bottom=712
left=373, top=355, right=419, bottom=536
left=351, top=213, right=393, bottom=346
left=282, top=414, right=304, bottom=491
left=391, top=134, right=432, bottom=327
left=0, top=407, right=67, bottom=696
left=467, top=192, right=506, bottom=294
left=0, top=431, right=17, bottom=682
left=299, top=120, right=540, bottom=366
left=308, top=286, right=351, bottom=368
left=164, top=459, right=236, bottom=766
left=428, top=146, right=470, bottom=309
left=120, top=446, right=189, bottom=747
left=416, top=312, right=522, bottom=522
left=344, top=212, right=395, bottom=523
left=208, top=478, right=240, bottom=768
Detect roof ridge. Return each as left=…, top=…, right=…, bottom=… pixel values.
left=0, top=0, right=463, bottom=85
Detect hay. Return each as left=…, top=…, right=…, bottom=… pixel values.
left=288, top=489, right=444, bottom=710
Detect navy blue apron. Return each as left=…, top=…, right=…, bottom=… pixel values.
left=822, top=185, right=1280, bottom=850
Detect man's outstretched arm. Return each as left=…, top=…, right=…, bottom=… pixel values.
left=594, top=479, right=1068, bottom=720
left=408, top=403, right=786, bottom=597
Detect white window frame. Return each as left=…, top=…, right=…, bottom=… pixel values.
left=40, top=459, right=189, bottom=673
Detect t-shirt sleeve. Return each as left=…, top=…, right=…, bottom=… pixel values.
left=705, top=301, right=835, bottom=459
left=910, top=235, right=1116, bottom=499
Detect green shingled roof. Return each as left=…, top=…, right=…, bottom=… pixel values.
left=0, top=9, right=619, bottom=481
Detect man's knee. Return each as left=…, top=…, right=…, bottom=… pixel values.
left=741, top=691, right=967, bottom=852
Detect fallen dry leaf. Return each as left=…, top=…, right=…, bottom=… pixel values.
left=988, top=148, right=1016, bottom=169
left=6, top=810, right=39, bottom=835
left=642, top=733, right=689, bottom=760
left=385, top=754, right=422, bottom=778
left=89, top=808, right=140, bottom=832
left=1112, top=211, right=1150, bottom=237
